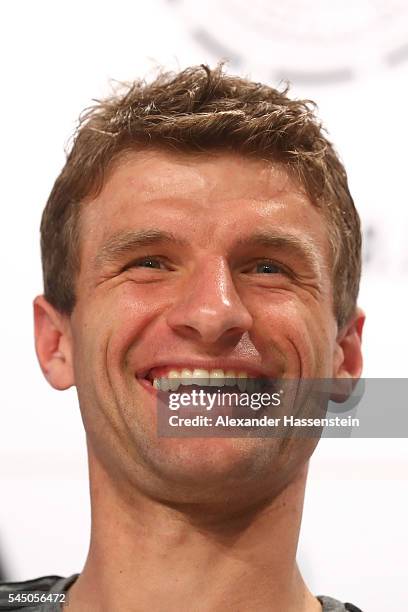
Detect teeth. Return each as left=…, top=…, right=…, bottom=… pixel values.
left=209, top=369, right=224, bottom=386
left=151, top=368, right=261, bottom=391
left=237, top=372, right=248, bottom=392
left=159, top=378, right=170, bottom=391
left=167, top=370, right=180, bottom=391
left=191, top=368, right=209, bottom=386
left=224, top=370, right=236, bottom=386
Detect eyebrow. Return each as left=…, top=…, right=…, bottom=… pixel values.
left=94, top=229, right=188, bottom=270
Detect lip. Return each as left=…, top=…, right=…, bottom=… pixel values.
left=135, top=359, right=282, bottom=416
left=135, top=359, right=274, bottom=381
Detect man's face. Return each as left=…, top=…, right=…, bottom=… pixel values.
left=60, top=150, right=359, bottom=503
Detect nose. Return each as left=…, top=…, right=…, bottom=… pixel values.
left=166, top=257, right=253, bottom=346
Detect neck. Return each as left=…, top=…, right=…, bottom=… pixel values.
left=67, top=453, right=321, bottom=612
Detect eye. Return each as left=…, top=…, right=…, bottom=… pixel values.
left=245, top=259, right=290, bottom=275
left=135, top=257, right=164, bottom=269
left=254, top=261, right=284, bottom=274
left=124, top=256, right=168, bottom=271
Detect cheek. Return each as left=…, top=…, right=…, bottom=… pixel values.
left=91, top=283, right=173, bottom=367
left=70, top=286, right=168, bottom=424
left=252, top=295, right=336, bottom=376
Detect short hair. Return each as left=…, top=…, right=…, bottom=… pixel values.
left=40, top=63, right=361, bottom=329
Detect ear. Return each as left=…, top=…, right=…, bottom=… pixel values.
left=331, top=307, right=365, bottom=401
left=33, top=295, right=75, bottom=390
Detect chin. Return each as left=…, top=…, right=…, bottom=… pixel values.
left=140, top=436, right=286, bottom=495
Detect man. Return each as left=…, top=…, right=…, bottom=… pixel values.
left=0, top=64, right=364, bottom=611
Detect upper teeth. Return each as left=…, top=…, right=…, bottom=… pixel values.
left=151, top=368, right=261, bottom=392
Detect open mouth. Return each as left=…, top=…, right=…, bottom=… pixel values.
left=137, top=366, right=284, bottom=428
left=140, top=367, right=271, bottom=393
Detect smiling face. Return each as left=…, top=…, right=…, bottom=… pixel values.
left=35, top=149, right=363, bottom=505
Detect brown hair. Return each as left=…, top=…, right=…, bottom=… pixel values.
left=40, top=63, right=361, bottom=329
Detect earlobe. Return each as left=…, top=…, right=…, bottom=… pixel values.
left=33, top=295, right=75, bottom=390
left=330, top=307, right=365, bottom=401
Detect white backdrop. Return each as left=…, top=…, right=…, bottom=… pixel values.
left=0, top=2, right=407, bottom=610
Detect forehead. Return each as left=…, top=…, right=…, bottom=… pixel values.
left=79, top=149, right=329, bottom=259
